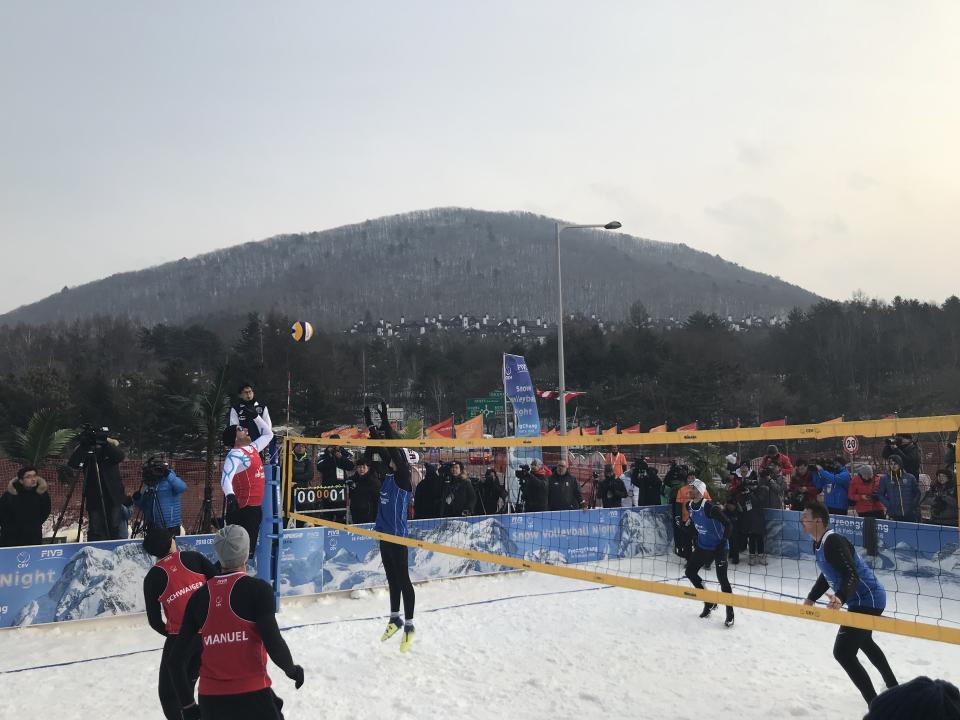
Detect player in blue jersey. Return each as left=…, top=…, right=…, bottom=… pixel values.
left=801, top=501, right=898, bottom=705
left=684, top=479, right=735, bottom=627
left=365, top=402, right=416, bottom=653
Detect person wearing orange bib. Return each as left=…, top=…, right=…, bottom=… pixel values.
left=143, top=528, right=218, bottom=720
left=173, top=525, right=303, bottom=720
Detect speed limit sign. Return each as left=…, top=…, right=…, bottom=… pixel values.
left=842, top=436, right=860, bottom=455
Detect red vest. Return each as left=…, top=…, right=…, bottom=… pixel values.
left=156, top=552, right=207, bottom=635
left=198, top=573, right=270, bottom=696
left=233, top=446, right=265, bottom=508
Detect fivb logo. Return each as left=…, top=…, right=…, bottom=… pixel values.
left=40, top=548, right=64, bottom=560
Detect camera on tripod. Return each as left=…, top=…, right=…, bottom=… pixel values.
left=78, top=423, right=111, bottom=449
left=142, top=456, right=169, bottom=485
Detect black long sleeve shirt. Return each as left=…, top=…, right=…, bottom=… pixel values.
left=807, top=533, right=860, bottom=604
left=172, top=574, right=295, bottom=705
left=142, top=551, right=218, bottom=637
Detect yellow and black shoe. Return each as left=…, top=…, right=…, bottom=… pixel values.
left=381, top=618, right=403, bottom=642
left=399, top=626, right=415, bottom=653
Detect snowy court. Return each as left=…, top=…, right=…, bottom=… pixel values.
left=3, top=570, right=959, bottom=720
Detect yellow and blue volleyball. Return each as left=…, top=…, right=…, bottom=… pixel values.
left=291, top=321, right=313, bottom=343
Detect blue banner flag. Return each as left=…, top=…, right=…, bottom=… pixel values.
left=503, top=353, right=544, bottom=504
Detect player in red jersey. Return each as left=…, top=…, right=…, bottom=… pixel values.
left=221, top=416, right=274, bottom=559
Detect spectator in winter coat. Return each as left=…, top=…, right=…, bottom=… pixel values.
left=604, top=447, right=628, bottom=478
left=475, top=468, right=508, bottom=515
left=440, top=461, right=476, bottom=517
left=134, top=457, right=188, bottom=534
left=761, top=445, right=795, bottom=475
left=520, top=460, right=550, bottom=512
left=849, top=464, right=885, bottom=556
left=596, top=464, right=628, bottom=508
left=919, top=470, right=958, bottom=526
left=290, top=444, right=314, bottom=488
left=787, top=459, right=820, bottom=511
left=317, top=442, right=355, bottom=522
left=0, top=467, right=51, bottom=547
left=548, top=460, right=585, bottom=511
left=346, top=456, right=382, bottom=524
left=229, top=383, right=272, bottom=443
left=883, top=435, right=922, bottom=479
left=630, top=462, right=663, bottom=507
left=812, top=460, right=851, bottom=515
left=737, top=475, right=773, bottom=565
left=413, top=463, right=442, bottom=519
left=760, top=466, right=787, bottom=509
left=878, top=455, right=921, bottom=522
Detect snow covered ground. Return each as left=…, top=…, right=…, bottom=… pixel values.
left=2, top=570, right=959, bottom=720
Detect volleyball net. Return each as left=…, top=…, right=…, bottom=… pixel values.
left=282, top=415, right=960, bottom=644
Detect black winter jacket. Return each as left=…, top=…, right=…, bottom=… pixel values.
left=0, top=477, right=52, bottom=547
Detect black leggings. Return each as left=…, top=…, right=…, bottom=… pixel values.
left=747, top=533, right=765, bottom=554
left=199, top=688, right=284, bottom=720
left=833, top=606, right=898, bottom=704
left=380, top=540, right=415, bottom=620
left=226, top=505, right=262, bottom=558
left=685, top=546, right=733, bottom=606
left=159, top=634, right=201, bottom=720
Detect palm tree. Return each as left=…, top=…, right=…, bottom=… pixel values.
left=1, top=408, right=77, bottom=466
left=189, top=365, right=231, bottom=533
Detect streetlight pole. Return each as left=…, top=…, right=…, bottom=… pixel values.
left=556, top=220, right=622, bottom=459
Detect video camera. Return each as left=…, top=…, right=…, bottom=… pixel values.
left=78, top=423, right=110, bottom=448
left=141, top=456, right=169, bottom=485
left=812, top=457, right=842, bottom=472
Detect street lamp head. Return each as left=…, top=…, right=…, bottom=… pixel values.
left=604, top=221, right=622, bottom=230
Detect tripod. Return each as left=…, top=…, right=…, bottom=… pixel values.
left=193, top=482, right=218, bottom=535
left=130, top=483, right=170, bottom=538
left=75, top=446, right=112, bottom=543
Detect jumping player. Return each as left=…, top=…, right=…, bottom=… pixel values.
left=801, top=501, right=898, bottom=705
left=365, top=402, right=416, bottom=653
left=684, top=479, right=735, bottom=627
left=221, top=414, right=274, bottom=558
left=142, top=528, right=218, bottom=720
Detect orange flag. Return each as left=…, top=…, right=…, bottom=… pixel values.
left=454, top=414, right=484, bottom=440
left=820, top=416, right=844, bottom=424
left=621, top=424, right=640, bottom=434
left=761, top=418, right=786, bottom=427
left=677, top=422, right=698, bottom=431
left=426, top=416, right=455, bottom=438
left=649, top=423, right=667, bottom=433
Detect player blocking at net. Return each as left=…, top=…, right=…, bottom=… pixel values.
left=684, top=479, right=735, bottom=627
left=365, top=402, right=416, bottom=652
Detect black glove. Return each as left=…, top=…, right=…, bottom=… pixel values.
left=181, top=704, right=201, bottom=720
left=225, top=494, right=240, bottom=514
left=363, top=405, right=375, bottom=429
left=286, top=664, right=305, bottom=689
left=377, top=401, right=389, bottom=426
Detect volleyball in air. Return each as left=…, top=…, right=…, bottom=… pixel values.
left=290, top=321, right=313, bottom=343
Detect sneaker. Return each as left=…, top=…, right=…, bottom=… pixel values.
left=399, top=627, right=415, bottom=653
left=759, top=554, right=768, bottom=566
left=725, top=609, right=735, bottom=628
left=748, top=554, right=757, bottom=566
left=381, top=618, right=403, bottom=642
left=699, top=603, right=718, bottom=619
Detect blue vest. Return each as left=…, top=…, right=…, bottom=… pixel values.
left=689, top=501, right=727, bottom=551
left=374, top=473, right=410, bottom=538
left=815, top=530, right=885, bottom=610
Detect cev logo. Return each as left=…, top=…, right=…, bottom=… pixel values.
left=16, top=551, right=30, bottom=568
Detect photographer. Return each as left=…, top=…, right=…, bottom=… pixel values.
left=229, top=383, right=272, bottom=443
left=67, top=427, right=127, bottom=541
left=812, top=458, right=851, bottom=516
left=883, top=434, right=922, bottom=479
left=440, top=461, right=476, bottom=517
left=596, top=464, right=628, bottom=508
left=0, top=466, right=51, bottom=547
left=475, top=468, right=508, bottom=515
left=629, top=458, right=662, bottom=507
left=849, top=464, right=885, bottom=556
left=516, top=460, right=549, bottom=513
left=134, top=457, right=187, bottom=535
left=919, top=469, right=958, bottom=526
left=316, top=440, right=355, bottom=523
left=761, top=445, right=795, bottom=475
left=414, top=463, right=442, bottom=519
left=787, top=459, right=819, bottom=511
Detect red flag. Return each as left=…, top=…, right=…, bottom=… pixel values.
left=621, top=424, right=640, bottom=434
left=761, top=418, right=786, bottom=427
left=581, top=426, right=597, bottom=435
left=820, top=416, right=844, bottom=424
left=882, top=414, right=897, bottom=420
left=535, top=389, right=585, bottom=404
left=426, top=416, right=455, bottom=438
left=677, top=422, right=698, bottom=431
left=649, top=423, right=667, bottom=433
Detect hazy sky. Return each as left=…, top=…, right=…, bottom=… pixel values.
left=2, top=1, right=958, bottom=316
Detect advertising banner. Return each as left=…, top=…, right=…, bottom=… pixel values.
left=503, top=353, right=544, bottom=503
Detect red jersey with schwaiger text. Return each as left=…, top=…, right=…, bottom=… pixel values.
left=156, top=552, right=207, bottom=634
left=234, top=446, right=265, bottom=508
left=198, top=573, right=270, bottom=696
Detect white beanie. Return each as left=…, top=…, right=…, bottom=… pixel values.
left=692, top=480, right=707, bottom=495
